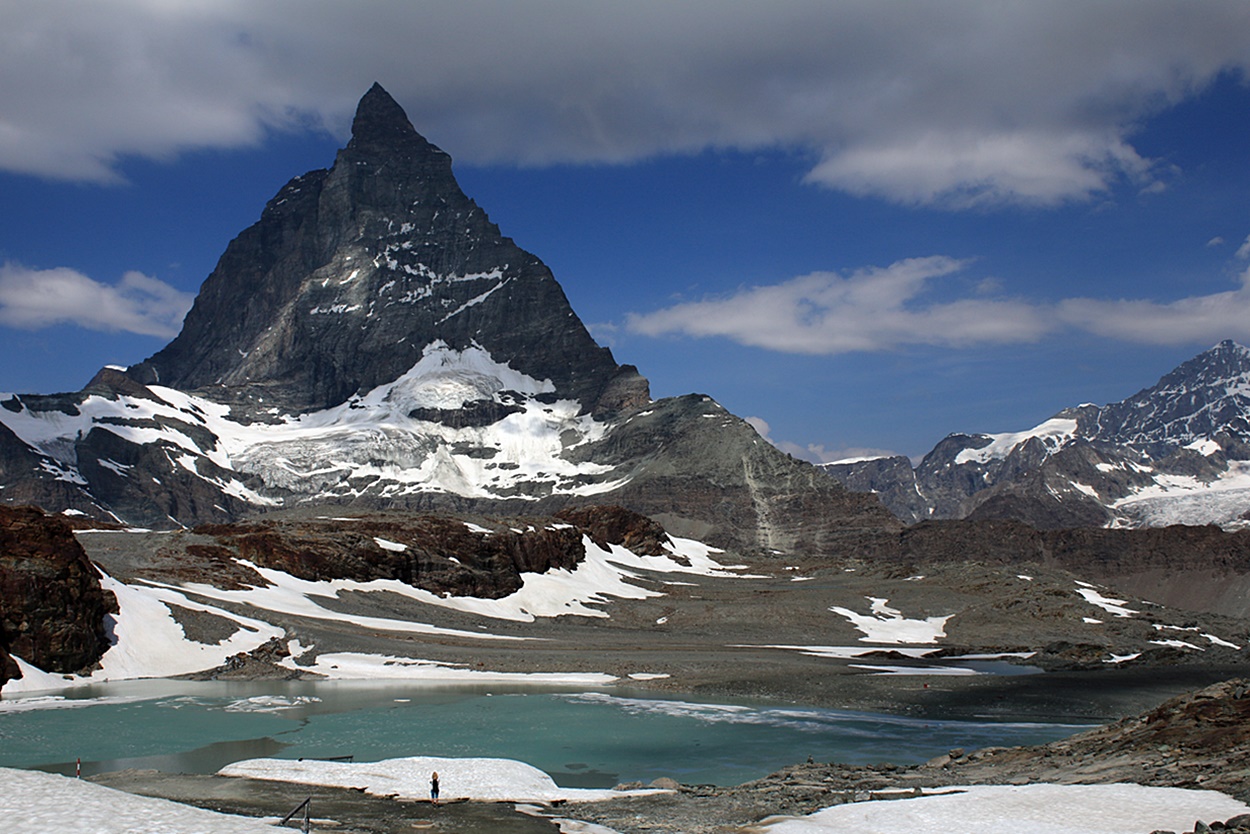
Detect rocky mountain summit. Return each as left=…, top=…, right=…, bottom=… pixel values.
left=0, top=84, right=888, bottom=553
left=826, top=340, right=1250, bottom=531
left=128, top=83, right=644, bottom=419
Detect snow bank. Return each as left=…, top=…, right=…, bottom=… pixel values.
left=278, top=650, right=616, bottom=686
left=2, top=570, right=283, bottom=696
left=1, top=767, right=280, bottom=834
left=164, top=535, right=746, bottom=627
left=828, top=597, right=952, bottom=644
left=1075, top=582, right=1140, bottom=618
left=3, top=527, right=741, bottom=696
left=954, top=418, right=1077, bottom=465
left=758, top=783, right=1250, bottom=834
left=751, top=645, right=937, bottom=660
left=219, top=756, right=666, bottom=803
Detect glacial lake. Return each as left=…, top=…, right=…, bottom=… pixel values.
left=0, top=680, right=1090, bottom=787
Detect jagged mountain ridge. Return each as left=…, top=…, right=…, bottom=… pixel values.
left=824, top=340, right=1250, bottom=530
left=0, top=84, right=891, bottom=552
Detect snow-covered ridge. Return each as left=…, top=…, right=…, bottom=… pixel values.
left=954, top=418, right=1078, bottom=465
left=824, top=341, right=1250, bottom=528
left=0, top=342, right=630, bottom=513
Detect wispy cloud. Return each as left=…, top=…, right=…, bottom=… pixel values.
left=3, top=2, right=1250, bottom=206
left=628, top=257, right=1250, bottom=354
left=0, top=264, right=194, bottom=338
left=1058, top=269, right=1250, bottom=345
left=626, top=256, right=1053, bottom=353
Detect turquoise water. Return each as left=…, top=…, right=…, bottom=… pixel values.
left=0, top=681, right=1089, bottom=786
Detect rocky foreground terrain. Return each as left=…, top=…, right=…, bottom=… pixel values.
left=563, top=678, right=1250, bottom=834
left=0, top=505, right=114, bottom=684
left=6, top=500, right=1250, bottom=701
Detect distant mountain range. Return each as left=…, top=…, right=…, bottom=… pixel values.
left=3, top=83, right=1248, bottom=551
left=0, top=84, right=889, bottom=554
left=824, top=339, right=1250, bottom=530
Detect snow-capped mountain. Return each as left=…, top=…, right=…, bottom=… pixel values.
left=824, top=340, right=1250, bottom=530
left=0, top=85, right=890, bottom=553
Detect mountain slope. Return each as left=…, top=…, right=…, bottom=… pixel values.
left=825, top=340, right=1250, bottom=530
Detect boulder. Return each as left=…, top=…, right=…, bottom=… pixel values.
left=0, top=505, right=114, bottom=685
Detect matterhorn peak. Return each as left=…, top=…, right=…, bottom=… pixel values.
left=353, top=82, right=412, bottom=137
left=348, top=82, right=445, bottom=162
left=128, top=85, right=647, bottom=418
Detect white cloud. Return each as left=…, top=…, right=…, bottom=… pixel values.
left=1236, top=234, right=1250, bottom=259
left=626, top=256, right=1054, bottom=353
left=3, top=2, right=1250, bottom=206
left=0, top=264, right=194, bottom=338
left=628, top=256, right=1250, bottom=355
left=805, top=130, right=1152, bottom=208
left=743, top=416, right=771, bottom=439
left=1057, top=268, right=1250, bottom=344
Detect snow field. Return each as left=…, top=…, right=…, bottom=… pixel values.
left=1, top=767, right=281, bottom=834
left=277, top=650, right=616, bottom=685
left=4, top=760, right=1248, bottom=834
left=2, top=528, right=747, bottom=696
left=2, top=570, right=283, bottom=696
left=218, top=755, right=666, bottom=803
left=0, top=341, right=632, bottom=508
left=828, top=596, right=953, bottom=644
left=757, top=783, right=1250, bottom=834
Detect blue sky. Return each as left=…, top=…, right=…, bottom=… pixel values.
left=3, top=2, right=1250, bottom=461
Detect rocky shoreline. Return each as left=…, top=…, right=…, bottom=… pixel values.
left=559, top=678, right=1250, bottom=833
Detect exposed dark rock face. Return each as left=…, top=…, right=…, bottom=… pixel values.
left=554, top=504, right=671, bottom=557
left=186, top=505, right=672, bottom=599
left=0, top=415, right=102, bottom=518
left=0, top=506, right=114, bottom=686
left=565, top=395, right=900, bottom=554
left=821, top=454, right=930, bottom=524
left=127, top=83, right=646, bottom=418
